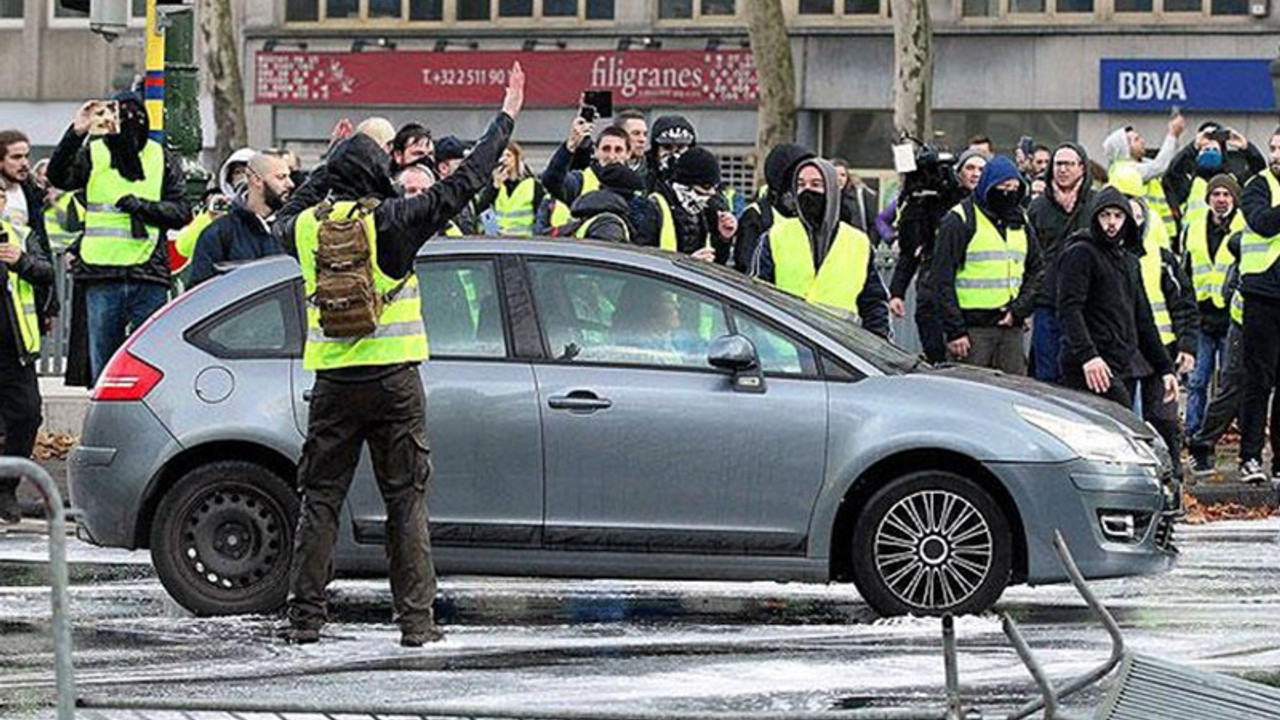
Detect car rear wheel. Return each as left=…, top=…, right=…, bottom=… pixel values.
left=150, top=461, right=299, bottom=616
left=850, top=471, right=1011, bottom=617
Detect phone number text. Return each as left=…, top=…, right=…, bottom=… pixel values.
left=421, top=68, right=509, bottom=87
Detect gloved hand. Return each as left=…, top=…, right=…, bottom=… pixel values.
left=115, top=195, right=143, bottom=214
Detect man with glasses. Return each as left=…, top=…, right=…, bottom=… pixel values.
left=1027, top=143, right=1094, bottom=383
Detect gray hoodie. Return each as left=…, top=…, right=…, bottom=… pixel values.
left=1101, top=126, right=1178, bottom=182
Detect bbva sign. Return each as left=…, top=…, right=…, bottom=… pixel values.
left=1116, top=71, right=1187, bottom=102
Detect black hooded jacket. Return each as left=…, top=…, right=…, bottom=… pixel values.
left=568, top=189, right=633, bottom=243
left=732, top=143, right=813, bottom=273
left=1026, top=142, right=1094, bottom=308
left=1056, top=187, right=1174, bottom=379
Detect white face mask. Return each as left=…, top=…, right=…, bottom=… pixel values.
left=674, top=183, right=711, bottom=215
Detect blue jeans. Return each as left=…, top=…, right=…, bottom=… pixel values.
left=1032, top=307, right=1062, bottom=383
left=85, top=281, right=169, bottom=384
left=1185, top=331, right=1227, bottom=437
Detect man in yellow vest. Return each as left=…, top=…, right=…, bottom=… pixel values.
left=542, top=120, right=630, bottom=230
left=750, top=157, right=889, bottom=337
left=1236, top=126, right=1280, bottom=484
left=1181, top=174, right=1245, bottom=439
left=1166, top=122, right=1265, bottom=245
left=46, top=93, right=191, bottom=383
left=1101, top=115, right=1184, bottom=240
left=933, top=156, right=1042, bottom=374
left=277, top=63, right=524, bottom=648
left=637, top=147, right=737, bottom=261
left=0, top=193, right=54, bottom=523
left=1189, top=233, right=1246, bottom=478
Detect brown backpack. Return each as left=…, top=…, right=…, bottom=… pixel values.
left=310, top=198, right=403, bottom=339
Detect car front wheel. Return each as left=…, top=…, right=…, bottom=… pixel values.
left=851, top=471, right=1011, bottom=617
left=150, top=460, right=299, bottom=616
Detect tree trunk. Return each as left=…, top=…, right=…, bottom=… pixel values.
left=199, top=0, right=247, bottom=162
left=891, top=0, right=934, bottom=142
left=745, top=0, right=796, bottom=186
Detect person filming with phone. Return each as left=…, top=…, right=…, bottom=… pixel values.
left=47, top=92, right=191, bottom=384
left=188, top=152, right=294, bottom=287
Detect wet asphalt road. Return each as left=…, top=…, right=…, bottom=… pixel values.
left=1, top=519, right=1279, bottom=719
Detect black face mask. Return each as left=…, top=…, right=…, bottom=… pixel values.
left=987, top=188, right=1022, bottom=217
left=797, top=190, right=826, bottom=226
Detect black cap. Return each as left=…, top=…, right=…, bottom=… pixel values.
left=673, top=147, right=721, bottom=188
left=434, top=136, right=467, bottom=162
left=651, top=115, right=697, bottom=147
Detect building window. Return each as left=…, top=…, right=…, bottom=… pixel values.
left=409, top=0, right=444, bottom=19
left=795, top=0, right=884, bottom=16
left=0, top=0, right=18, bottom=19
left=285, top=0, right=321, bottom=21
left=586, top=0, right=614, bottom=17
left=844, top=0, right=880, bottom=13
left=659, top=0, right=738, bottom=18
left=1210, top=0, right=1248, bottom=12
left=545, top=0, right=577, bottom=15
left=1115, top=0, right=1153, bottom=10
left=498, top=0, right=533, bottom=15
left=799, top=0, right=835, bottom=12
left=282, top=0, right=611, bottom=22
left=961, top=0, right=998, bottom=15
left=659, top=0, right=694, bottom=17
left=702, top=0, right=736, bottom=13
left=368, top=0, right=402, bottom=17
left=326, top=0, right=359, bottom=18
left=1010, top=0, right=1047, bottom=11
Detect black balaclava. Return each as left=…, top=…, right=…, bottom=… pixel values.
left=104, top=93, right=151, bottom=183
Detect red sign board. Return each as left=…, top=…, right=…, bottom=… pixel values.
left=255, top=50, right=758, bottom=108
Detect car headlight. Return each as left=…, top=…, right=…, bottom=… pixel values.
left=1015, top=405, right=1157, bottom=466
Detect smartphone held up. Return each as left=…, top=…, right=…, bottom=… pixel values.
left=88, top=100, right=121, bottom=136
left=578, top=90, right=613, bottom=123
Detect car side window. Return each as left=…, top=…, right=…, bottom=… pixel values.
left=188, top=282, right=301, bottom=359
left=418, top=259, right=507, bottom=358
left=528, top=261, right=728, bottom=369
left=730, top=310, right=818, bottom=377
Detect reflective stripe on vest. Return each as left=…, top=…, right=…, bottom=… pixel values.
left=1140, top=225, right=1175, bottom=345
left=574, top=213, right=631, bottom=243
left=295, top=202, right=429, bottom=371
left=494, top=177, right=537, bottom=237
left=952, top=204, right=1028, bottom=311
left=550, top=168, right=600, bottom=228
left=82, top=139, right=164, bottom=267
left=44, top=193, right=83, bottom=252
left=1231, top=288, right=1244, bottom=324
left=651, top=192, right=678, bottom=253
left=443, top=221, right=463, bottom=237
left=1145, top=178, right=1177, bottom=245
left=1, top=220, right=40, bottom=354
left=1185, top=212, right=1244, bottom=307
left=1180, top=176, right=1210, bottom=232
left=1241, top=170, right=1280, bottom=278
left=768, top=216, right=871, bottom=315
left=174, top=210, right=216, bottom=261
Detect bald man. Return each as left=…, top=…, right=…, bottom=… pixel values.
left=189, top=151, right=294, bottom=285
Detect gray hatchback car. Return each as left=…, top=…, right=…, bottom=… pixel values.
left=69, top=238, right=1179, bottom=618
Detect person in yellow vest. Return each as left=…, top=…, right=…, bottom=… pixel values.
left=1236, top=127, right=1280, bottom=484
left=1057, top=187, right=1177, bottom=411
left=933, top=156, right=1042, bottom=374
left=542, top=119, right=631, bottom=230
left=277, top=63, right=524, bottom=648
left=46, top=93, right=191, bottom=384
left=637, top=147, right=736, bottom=262
left=43, top=187, right=85, bottom=254
left=1180, top=174, right=1246, bottom=438
left=485, top=141, right=548, bottom=237
left=1101, top=115, right=1184, bottom=240
left=1, top=130, right=59, bottom=334
left=563, top=164, right=645, bottom=243
left=1166, top=122, right=1265, bottom=244
left=0, top=195, right=54, bottom=523
left=1189, top=234, right=1246, bottom=478
left=750, top=157, right=889, bottom=337
left=732, top=143, right=814, bottom=273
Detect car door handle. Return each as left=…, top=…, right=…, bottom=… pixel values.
left=548, top=391, right=613, bottom=412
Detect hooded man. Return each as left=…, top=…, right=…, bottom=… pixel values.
left=1102, top=115, right=1184, bottom=240
left=1056, top=186, right=1177, bottom=410
left=732, top=143, right=814, bottom=273
left=566, top=163, right=645, bottom=243
left=170, top=147, right=255, bottom=275
left=750, top=157, right=889, bottom=337
left=932, top=156, right=1042, bottom=375
left=1026, top=142, right=1094, bottom=382
left=278, top=63, right=524, bottom=648
left=636, top=146, right=735, bottom=262
left=47, top=92, right=192, bottom=384
left=188, top=152, right=294, bottom=287
left=645, top=115, right=697, bottom=192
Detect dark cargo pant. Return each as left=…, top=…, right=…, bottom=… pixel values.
left=287, top=364, right=436, bottom=633
left=1191, top=321, right=1244, bottom=453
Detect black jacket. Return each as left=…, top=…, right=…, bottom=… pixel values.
left=189, top=202, right=283, bottom=286
left=932, top=199, right=1043, bottom=342
left=0, top=224, right=55, bottom=364
left=283, top=112, right=514, bottom=281
left=568, top=190, right=633, bottom=244
left=1056, top=187, right=1174, bottom=379
left=10, top=180, right=59, bottom=324
left=1239, top=168, right=1280, bottom=302
left=635, top=182, right=731, bottom=263
left=46, top=128, right=190, bottom=287
left=1026, top=182, right=1093, bottom=308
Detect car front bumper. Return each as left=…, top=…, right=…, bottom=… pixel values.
left=990, top=458, right=1179, bottom=585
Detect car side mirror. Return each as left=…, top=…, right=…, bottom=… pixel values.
left=707, top=334, right=765, bottom=393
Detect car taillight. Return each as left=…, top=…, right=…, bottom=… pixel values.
left=92, top=350, right=163, bottom=402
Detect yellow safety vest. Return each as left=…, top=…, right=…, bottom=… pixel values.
left=1230, top=287, right=1244, bottom=325
left=1139, top=224, right=1175, bottom=346
left=574, top=213, right=631, bottom=243
left=1180, top=176, right=1210, bottom=235
left=1240, top=170, right=1280, bottom=279
left=295, top=201, right=429, bottom=371
left=1, top=220, right=41, bottom=354
left=443, top=221, right=463, bottom=238
left=1185, top=212, right=1244, bottom=308
left=82, top=139, right=164, bottom=267
left=43, top=192, right=84, bottom=253
left=493, top=177, right=537, bottom=237
left=952, top=204, right=1028, bottom=311
left=1145, top=178, right=1177, bottom=246
left=550, top=168, right=600, bottom=228
left=651, top=192, right=678, bottom=253
left=173, top=210, right=216, bottom=263
left=768, top=216, right=871, bottom=315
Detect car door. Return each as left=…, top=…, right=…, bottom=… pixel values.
left=293, top=256, right=544, bottom=550
left=526, top=259, right=828, bottom=558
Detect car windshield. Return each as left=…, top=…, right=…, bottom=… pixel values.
left=679, top=258, right=926, bottom=375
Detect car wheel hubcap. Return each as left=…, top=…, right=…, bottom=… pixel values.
left=180, top=486, right=286, bottom=592
left=874, top=490, right=993, bottom=610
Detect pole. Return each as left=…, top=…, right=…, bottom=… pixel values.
left=144, top=0, right=165, bottom=144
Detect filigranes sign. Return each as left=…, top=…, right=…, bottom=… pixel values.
left=254, top=50, right=758, bottom=107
